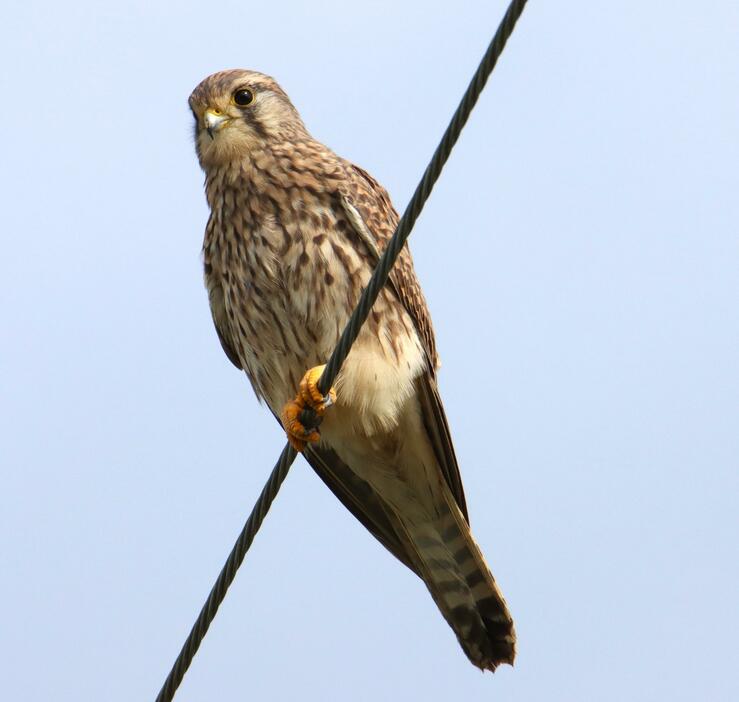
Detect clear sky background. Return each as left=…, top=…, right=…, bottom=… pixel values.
left=1, top=1, right=737, bottom=700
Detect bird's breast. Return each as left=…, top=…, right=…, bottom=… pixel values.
left=204, top=182, right=426, bottom=431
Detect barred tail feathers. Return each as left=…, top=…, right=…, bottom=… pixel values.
left=319, top=393, right=515, bottom=670
left=401, top=498, right=516, bottom=671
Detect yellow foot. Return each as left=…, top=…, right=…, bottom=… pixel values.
left=280, top=365, right=337, bottom=452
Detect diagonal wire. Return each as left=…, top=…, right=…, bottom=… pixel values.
left=155, top=1, right=528, bottom=700
left=316, top=0, right=529, bottom=397
left=155, top=444, right=296, bottom=702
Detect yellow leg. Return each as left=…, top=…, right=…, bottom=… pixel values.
left=280, top=365, right=337, bottom=452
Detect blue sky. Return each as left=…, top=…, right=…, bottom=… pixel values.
left=1, top=1, right=737, bottom=700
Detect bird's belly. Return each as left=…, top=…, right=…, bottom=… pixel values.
left=231, top=287, right=427, bottom=436
left=218, top=221, right=428, bottom=434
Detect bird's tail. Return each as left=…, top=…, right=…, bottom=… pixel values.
left=401, top=493, right=516, bottom=671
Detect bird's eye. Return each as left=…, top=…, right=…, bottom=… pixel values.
left=233, top=88, right=254, bottom=106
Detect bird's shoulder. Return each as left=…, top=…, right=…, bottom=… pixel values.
left=336, top=160, right=439, bottom=374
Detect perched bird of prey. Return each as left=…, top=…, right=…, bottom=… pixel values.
left=189, top=69, right=515, bottom=671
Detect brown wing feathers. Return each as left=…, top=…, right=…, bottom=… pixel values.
left=342, top=163, right=469, bottom=521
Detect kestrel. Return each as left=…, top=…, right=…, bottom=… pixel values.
left=189, top=69, right=515, bottom=671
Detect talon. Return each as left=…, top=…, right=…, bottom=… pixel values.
left=281, top=399, right=320, bottom=452
left=280, top=365, right=337, bottom=452
left=298, top=364, right=337, bottom=415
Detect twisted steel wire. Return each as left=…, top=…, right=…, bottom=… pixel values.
left=156, top=1, right=528, bottom=699
left=155, top=445, right=297, bottom=702
left=317, top=0, right=528, bottom=397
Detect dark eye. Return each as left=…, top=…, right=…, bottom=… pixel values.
left=233, top=88, right=254, bottom=106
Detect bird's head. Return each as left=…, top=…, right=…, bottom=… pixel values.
left=189, top=69, right=307, bottom=169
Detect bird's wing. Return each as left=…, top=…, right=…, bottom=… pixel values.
left=244, top=403, right=416, bottom=573
left=205, top=269, right=242, bottom=370
left=205, top=263, right=266, bottom=401
left=303, top=444, right=420, bottom=574
left=337, top=162, right=469, bottom=520
left=340, top=164, right=438, bottom=372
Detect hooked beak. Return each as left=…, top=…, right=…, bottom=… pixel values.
left=204, top=109, right=229, bottom=139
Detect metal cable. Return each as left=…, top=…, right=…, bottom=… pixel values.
left=156, top=1, right=528, bottom=699
left=317, top=0, right=529, bottom=397
left=155, top=445, right=296, bottom=702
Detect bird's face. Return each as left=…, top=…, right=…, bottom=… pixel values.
left=189, top=69, right=305, bottom=169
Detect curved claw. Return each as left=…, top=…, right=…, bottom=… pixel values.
left=281, top=399, right=320, bottom=452
left=298, top=365, right=337, bottom=415
left=280, top=365, right=337, bottom=452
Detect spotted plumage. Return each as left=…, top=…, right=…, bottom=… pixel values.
left=189, top=69, right=515, bottom=670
